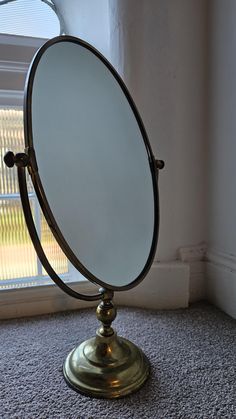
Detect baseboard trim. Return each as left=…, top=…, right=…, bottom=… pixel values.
left=0, top=262, right=189, bottom=319
left=178, top=243, right=207, bottom=303
left=115, top=262, right=189, bottom=309
left=0, top=281, right=99, bottom=320
left=206, top=249, right=236, bottom=319
left=207, top=248, right=236, bottom=272
left=2, top=249, right=234, bottom=320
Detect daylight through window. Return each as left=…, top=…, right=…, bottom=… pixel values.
left=0, top=107, right=69, bottom=288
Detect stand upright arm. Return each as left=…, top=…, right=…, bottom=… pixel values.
left=4, top=151, right=102, bottom=302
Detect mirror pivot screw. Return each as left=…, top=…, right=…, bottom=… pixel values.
left=155, top=159, right=165, bottom=170
left=4, top=151, right=29, bottom=168
left=4, top=151, right=15, bottom=167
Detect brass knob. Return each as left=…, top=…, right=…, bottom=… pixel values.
left=4, top=151, right=29, bottom=168
left=4, top=151, right=15, bottom=168
left=156, top=159, right=165, bottom=170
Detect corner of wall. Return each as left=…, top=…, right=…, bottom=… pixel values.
left=206, top=249, right=236, bottom=319
left=178, top=243, right=207, bottom=303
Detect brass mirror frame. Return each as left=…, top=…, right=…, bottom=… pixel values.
left=24, top=35, right=161, bottom=292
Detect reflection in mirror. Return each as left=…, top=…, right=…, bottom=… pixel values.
left=28, top=39, right=157, bottom=289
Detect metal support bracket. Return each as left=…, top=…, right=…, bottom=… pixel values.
left=4, top=151, right=29, bottom=168
left=3, top=150, right=102, bottom=302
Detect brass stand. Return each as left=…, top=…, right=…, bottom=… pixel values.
left=63, top=289, right=150, bottom=398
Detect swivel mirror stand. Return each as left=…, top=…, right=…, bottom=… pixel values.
left=4, top=151, right=164, bottom=398
left=4, top=35, right=164, bottom=399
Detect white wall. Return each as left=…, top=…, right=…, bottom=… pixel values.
left=207, top=0, right=236, bottom=318
left=45, top=0, right=209, bottom=309
left=208, top=0, right=236, bottom=254
left=53, top=0, right=110, bottom=59
left=109, top=0, right=208, bottom=262
left=53, top=0, right=208, bottom=258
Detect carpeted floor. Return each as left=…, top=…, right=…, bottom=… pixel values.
left=0, top=302, right=235, bottom=419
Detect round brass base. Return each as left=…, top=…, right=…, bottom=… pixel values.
left=63, top=330, right=150, bottom=398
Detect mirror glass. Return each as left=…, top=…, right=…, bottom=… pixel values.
left=27, top=38, right=157, bottom=289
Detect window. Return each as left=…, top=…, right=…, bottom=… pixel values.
left=0, top=3, right=110, bottom=316
left=0, top=0, right=60, bottom=38
left=0, top=35, right=85, bottom=291
left=0, top=107, right=71, bottom=288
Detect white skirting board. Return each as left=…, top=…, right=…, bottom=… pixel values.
left=1, top=249, right=235, bottom=320
left=0, top=262, right=189, bottom=319
left=206, top=249, right=236, bottom=319
left=114, top=262, right=189, bottom=309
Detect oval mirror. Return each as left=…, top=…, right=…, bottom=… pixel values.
left=24, top=36, right=159, bottom=290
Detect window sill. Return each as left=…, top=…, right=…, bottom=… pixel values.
left=0, top=279, right=99, bottom=319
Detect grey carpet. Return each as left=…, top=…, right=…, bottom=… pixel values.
left=0, top=302, right=235, bottom=419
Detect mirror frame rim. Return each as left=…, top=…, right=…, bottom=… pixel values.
left=24, top=35, right=160, bottom=291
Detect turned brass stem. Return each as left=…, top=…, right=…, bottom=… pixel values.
left=96, top=288, right=117, bottom=337
left=63, top=288, right=150, bottom=398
